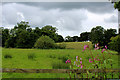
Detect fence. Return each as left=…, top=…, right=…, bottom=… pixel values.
left=1, top=68, right=120, bottom=79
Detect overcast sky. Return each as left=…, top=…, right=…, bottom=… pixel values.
left=2, top=2, right=118, bottom=38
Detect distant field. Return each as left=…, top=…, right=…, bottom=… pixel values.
left=57, top=41, right=93, bottom=49
left=2, top=42, right=119, bottom=78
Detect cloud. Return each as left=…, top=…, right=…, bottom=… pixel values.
left=2, top=2, right=118, bottom=37
left=15, top=2, right=115, bottom=14
left=104, top=15, right=118, bottom=23
left=17, top=12, right=25, bottom=21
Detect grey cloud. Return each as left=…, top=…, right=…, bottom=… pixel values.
left=104, top=15, right=118, bottom=23
left=11, top=2, right=116, bottom=14
left=2, top=3, right=87, bottom=31
left=2, top=2, right=117, bottom=37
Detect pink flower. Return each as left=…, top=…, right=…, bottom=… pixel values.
left=89, top=59, right=93, bottom=63
left=80, top=58, right=82, bottom=60
left=105, top=45, right=107, bottom=49
left=95, top=44, right=97, bottom=48
left=66, top=59, right=71, bottom=64
left=66, top=61, right=67, bottom=64
left=80, top=61, right=82, bottom=64
left=94, top=58, right=96, bottom=60
left=81, top=65, right=83, bottom=68
left=97, top=43, right=99, bottom=46
left=97, top=59, right=100, bottom=61
left=76, top=56, right=78, bottom=61
left=101, top=49, right=105, bottom=53
left=84, top=45, right=89, bottom=50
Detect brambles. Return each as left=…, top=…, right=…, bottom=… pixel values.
left=52, top=62, right=70, bottom=69
left=27, top=53, right=36, bottom=60
left=4, top=54, right=12, bottom=59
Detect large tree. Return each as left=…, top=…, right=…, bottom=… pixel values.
left=90, top=26, right=105, bottom=46
left=80, top=32, right=91, bottom=41
left=41, top=25, right=58, bottom=42
left=104, top=29, right=117, bottom=46
left=2, top=28, right=10, bottom=47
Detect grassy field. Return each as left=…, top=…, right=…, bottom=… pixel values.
left=2, top=42, right=119, bottom=78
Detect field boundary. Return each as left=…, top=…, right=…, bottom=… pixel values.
left=2, top=68, right=120, bottom=73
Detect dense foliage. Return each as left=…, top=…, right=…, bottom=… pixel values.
left=90, top=26, right=117, bottom=47
left=34, top=36, right=56, bottom=49
left=1, top=21, right=118, bottom=50
left=1, top=21, right=64, bottom=48
left=108, top=35, right=120, bottom=52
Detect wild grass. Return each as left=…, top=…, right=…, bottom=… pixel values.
left=2, top=42, right=119, bottom=78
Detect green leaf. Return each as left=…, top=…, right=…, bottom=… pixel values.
left=87, top=70, right=90, bottom=74
left=95, top=74, right=98, bottom=78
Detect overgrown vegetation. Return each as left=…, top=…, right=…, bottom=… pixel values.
left=4, top=54, right=12, bottom=59
left=109, top=35, right=120, bottom=53
left=34, top=36, right=56, bottom=49
left=27, top=53, right=36, bottom=60
left=52, top=62, right=70, bottom=69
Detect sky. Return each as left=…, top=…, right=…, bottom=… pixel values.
left=1, top=2, right=119, bottom=38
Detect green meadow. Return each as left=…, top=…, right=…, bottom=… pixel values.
left=2, top=42, right=119, bottom=78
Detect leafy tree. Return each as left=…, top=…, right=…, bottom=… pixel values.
left=5, top=36, right=16, bottom=48
left=90, top=26, right=105, bottom=46
left=33, top=27, right=42, bottom=36
left=65, top=36, right=73, bottom=42
left=0, top=27, right=2, bottom=46
left=57, top=35, right=64, bottom=42
left=108, top=35, right=120, bottom=53
left=41, top=25, right=58, bottom=42
left=104, top=29, right=117, bottom=46
left=2, top=28, right=10, bottom=47
left=72, top=36, right=79, bottom=42
left=14, top=21, right=30, bottom=30
left=80, top=32, right=91, bottom=41
left=114, top=1, right=120, bottom=11
left=34, top=35, right=56, bottom=49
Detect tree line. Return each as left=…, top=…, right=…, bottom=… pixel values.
left=1, top=21, right=118, bottom=49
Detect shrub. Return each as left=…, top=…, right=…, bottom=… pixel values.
left=58, top=56, right=68, bottom=63
left=34, top=35, right=56, bottom=49
left=108, top=35, right=120, bottom=52
left=52, top=62, right=70, bottom=69
left=48, top=54, right=56, bottom=59
left=27, top=53, right=36, bottom=60
left=4, top=54, right=12, bottom=59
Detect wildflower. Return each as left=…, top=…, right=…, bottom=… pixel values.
left=97, top=59, right=100, bottom=61
left=74, top=61, right=76, bottom=65
left=84, top=45, right=89, bottom=50
left=66, top=59, right=71, bottom=64
left=101, top=49, right=105, bottom=53
left=105, top=45, right=107, bottom=49
left=94, top=58, right=96, bottom=60
left=76, top=56, right=78, bottom=61
left=81, top=65, right=83, bottom=68
left=89, top=58, right=93, bottom=63
left=95, top=43, right=100, bottom=50
left=80, top=58, right=82, bottom=60
left=80, top=61, right=82, bottom=64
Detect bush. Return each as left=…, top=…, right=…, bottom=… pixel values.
left=27, top=53, right=36, bottom=60
left=108, top=35, right=120, bottom=52
left=48, top=54, right=56, bottom=59
left=58, top=56, right=68, bottom=63
left=52, top=62, right=70, bottom=69
left=4, top=54, right=12, bottom=59
left=34, top=35, right=56, bottom=49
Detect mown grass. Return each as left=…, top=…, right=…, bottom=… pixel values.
left=2, top=42, right=119, bottom=78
